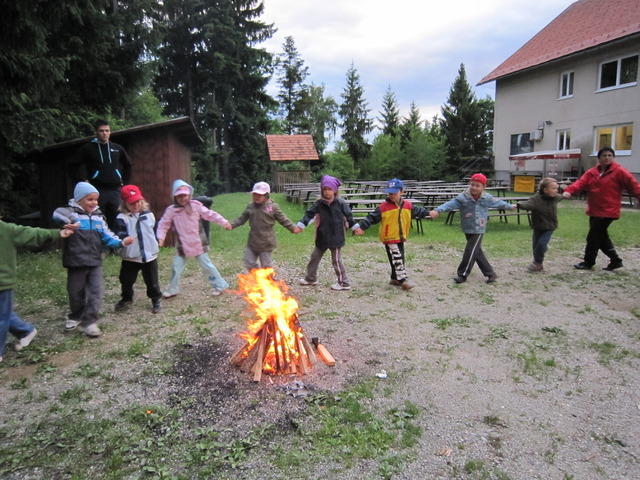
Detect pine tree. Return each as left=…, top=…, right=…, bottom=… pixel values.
left=154, top=0, right=276, bottom=192
left=378, top=86, right=400, bottom=136
left=400, top=101, right=422, bottom=147
left=276, top=36, right=309, bottom=134
left=339, top=63, right=373, bottom=173
left=297, top=84, right=338, bottom=154
left=440, top=63, right=487, bottom=177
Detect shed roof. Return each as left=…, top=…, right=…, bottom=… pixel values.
left=32, top=116, right=202, bottom=153
left=265, top=134, right=319, bottom=162
left=478, top=0, right=640, bottom=85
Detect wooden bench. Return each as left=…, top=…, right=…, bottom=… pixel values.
left=445, top=209, right=531, bottom=226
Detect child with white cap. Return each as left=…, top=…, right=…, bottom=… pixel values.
left=157, top=179, right=232, bottom=297
left=230, top=181, right=301, bottom=271
left=52, top=182, right=134, bottom=337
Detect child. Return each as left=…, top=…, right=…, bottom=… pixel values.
left=230, top=181, right=301, bottom=271
left=429, top=173, right=516, bottom=284
left=1, top=220, right=72, bottom=361
left=353, top=178, right=428, bottom=290
left=297, top=175, right=355, bottom=291
left=157, top=179, right=232, bottom=297
left=52, top=182, right=133, bottom=337
left=517, top=178, right=562, bottom=272
left=114, top=185, right=162, bottom=313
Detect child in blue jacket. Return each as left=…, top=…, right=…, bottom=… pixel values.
left=430, top=173, right=515, bottom=284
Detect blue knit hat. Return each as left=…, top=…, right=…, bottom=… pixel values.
left=73, top=182, right=99, bottom=202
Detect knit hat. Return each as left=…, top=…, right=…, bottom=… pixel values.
left=73, top=182, right=99, bottom=202
left=320, top=175, right=341, bottom=193
left=251, top=181, right=271, bottom=195
left=385, top=178, right=404, bottom=194
left=470, top=173, right=487, bottom=185
left=121, top=184, right=144, bottom=204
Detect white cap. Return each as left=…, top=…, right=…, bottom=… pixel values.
left=251, top=181, right=270, bottom=195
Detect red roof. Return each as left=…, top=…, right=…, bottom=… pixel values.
left=265, top=134, right=319, bottom=162
left=479, top=0, right=640, bottom=85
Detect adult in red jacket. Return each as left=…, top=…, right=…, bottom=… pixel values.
left=563, top=147, right=640, bottom=270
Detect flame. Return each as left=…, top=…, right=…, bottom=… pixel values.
left=236, top=268, right=302, bottom=373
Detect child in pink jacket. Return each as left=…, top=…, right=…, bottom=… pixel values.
left=157, top=180, right=232, bottom=297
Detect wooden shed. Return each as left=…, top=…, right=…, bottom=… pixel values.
left=266, top=134, right=319, bottom=192
left=28, top=117, right=202, bottom=227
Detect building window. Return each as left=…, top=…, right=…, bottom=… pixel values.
left=598, top=54, right=638, bottom=90
left=594, top=124, right=633, bottom=154
left=557, top=129, right=571, bottom=150
left=510, top=133, right=534, bottom=155
left=559, top=71, right=574, bottom=98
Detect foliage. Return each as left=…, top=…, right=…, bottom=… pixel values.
left=378, top=86, right=401, bottom=137
left=297, top=83, right=339, bottom=155
left=339, top=63, right=373, bottom=173
left=440, top=63, right=493, bottom=178
left=321, top=143, right=358, bottom=181
left=276, top=36, right=309, bottom=134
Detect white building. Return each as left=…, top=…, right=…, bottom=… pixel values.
left=479, top=0, right=640, bottom=185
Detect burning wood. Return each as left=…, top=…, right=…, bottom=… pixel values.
left=231, top=268, right=332, bottom=381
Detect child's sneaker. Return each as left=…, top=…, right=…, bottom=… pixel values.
left=486, top=274, right=498, bottom=284
left=162, top=291, right=178, bottom=299
left=389, top=279, right=402, bottom=286
left=65, top=316, right=80, bottom=331
left=527, top=262, right=543, bottom=272
left=331, top=283, right=351, bottom=291
left=401, top=280, right=415, bottom=291
left=452, top=275, right=466, bottom=284
left=79, top=323, right=101, bottom=338
left=151, top=299, right=162, bottom=314
left=114, top=299, right=132, bottom=312
left=298, top=278, right=319, bottom=286
left=15, top=329, right=37, bottom=352
left=211, top=288, right=224, bottom=296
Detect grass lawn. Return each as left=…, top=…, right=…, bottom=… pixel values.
left=1, top=193, right=639, bottom=479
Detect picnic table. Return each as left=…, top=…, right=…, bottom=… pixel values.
left=443, top=196, right=532, bottom=226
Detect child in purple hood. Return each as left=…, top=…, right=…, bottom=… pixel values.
left=296, top=175, right=355, bottom=291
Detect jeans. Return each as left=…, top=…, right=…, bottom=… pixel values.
left=1, top=289, right=35, bottom=356
left=165, top=253, right=229, bottom=294
left=532, top=229, right=554, bottom=264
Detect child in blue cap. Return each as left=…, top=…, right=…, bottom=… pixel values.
left=353, top=178, right=429, bottom=290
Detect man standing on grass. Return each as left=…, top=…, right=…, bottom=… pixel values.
left=69, top=120, right=132, bottom=231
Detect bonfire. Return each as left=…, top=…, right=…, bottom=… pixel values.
left=230, top=268, right=334, bottom=382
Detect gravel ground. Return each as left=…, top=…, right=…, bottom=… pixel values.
left=1, top=242, right=639, bottom=479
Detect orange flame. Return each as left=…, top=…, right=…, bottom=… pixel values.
left=236, top=268, right=302, bottom=373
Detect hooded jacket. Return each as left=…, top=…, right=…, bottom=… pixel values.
left=355, top=197, right=428, bottom=244
left=0, top=221, right=60, bottom=290
left=70, top=138, right=131, bottom=188
left=517, top=193, right=561, bottom=231
left=435, top=191, right=513, bottom=234
left=297, top=197, right=355, bottom=249
left=563, top=161, right=640, bottom=218
left=231, top=199, right=295, bottom=252
left=115, top=210, right=159, bottom=262
left=156, top=180, right=229, bottom=257
left=52, top=201, right=122, bottom=267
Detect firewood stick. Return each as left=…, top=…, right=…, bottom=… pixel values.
left=316, top=342, right=336, bottom=367
left=296, top=335, right=310, bottom=374
left=252, top=327, right=268, bottom=382
left=270, top=319, right=282, bottom=373
left=230, top=342, right=252, bottom=366
left=301, top=335, right=317, bottom=365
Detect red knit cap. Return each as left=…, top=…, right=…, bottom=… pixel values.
left=470, top=173, right=487, bottom=185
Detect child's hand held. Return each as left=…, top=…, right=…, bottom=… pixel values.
left=123, top=236, right=135, bottom=246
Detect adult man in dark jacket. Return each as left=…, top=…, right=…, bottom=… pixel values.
left=69, top=120, right=132, bottom=230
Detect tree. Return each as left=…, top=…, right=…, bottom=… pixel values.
left=440, top=63, right=490, bottom=178
left=339, top=63, right=373, bottom=173
left=378, top=86, right=400, bottom=136
left=154, top=0, right=276, bottom=193
left=276, top=36, right=309, bottom=134
left=400, top=101, right=422, bottom=147
left=297, top=83, right=338, bottom=154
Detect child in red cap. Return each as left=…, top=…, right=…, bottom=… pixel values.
left=114, top=185, right=162, bottom=313
left=429, top=173, right=516, bottom=284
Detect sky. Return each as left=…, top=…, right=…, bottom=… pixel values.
left=261, top=0, right=575, bottom=131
